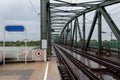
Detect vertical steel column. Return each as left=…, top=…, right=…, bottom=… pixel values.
left=47, top=2, right=51, bottom=54
left=41, top=0, right=49, bottom=48
left=70, top=22, right=72, bottom=46
left=62, top=32, right=64, bottom=44
left=65, top=25, right=69, bottom=45
left=71, top=19, right=77, bottom=47
left=75, top=22, right=77, bottom=47
left=64, top=32, right=66, bottom=44
left=77, top=18, right=83, bottom=48
left=83, top=13, right=86, bottom=49
left=98, top=11, right=102, bottom=55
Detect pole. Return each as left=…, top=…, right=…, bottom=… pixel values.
left=111, top=32, right=112, bottom=41
left=41, top=0, right=49, bottom=62
left=3, top=28, right=5, bottom=65
left=25, top=27, right=27, bottom=64
left=83, top=13, right=85, bottom=49
left=98, top=11, right=102, bottom=55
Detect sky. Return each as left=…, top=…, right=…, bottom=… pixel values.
left=0, top=0, right=119, bottom=41
left=0, top=0, right=40, bottom=41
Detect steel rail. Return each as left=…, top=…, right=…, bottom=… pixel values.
left=72, top=46, right=120, bottom=67
left=53, top=45, right=77, bottom=80
left=58, top=47, right=100, bottom=80
left=54, top=44, right=100, bottom=80
left=58, top=44, right=120, bottom=72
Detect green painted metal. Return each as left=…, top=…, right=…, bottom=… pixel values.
left=50, top=3, right=97, bottom=8
left=97, top=10, right=102, bottom=54
left=85, top=11, right=98, bottom=50
left=77, top=18, right=83, bottom=48
left=60, top=1, right=120, bottom=35
left=71, top=19, right=77, bottom=47
left=99, top=7, right=120, bottom=43
left=83, top=13, right=86, bottom=49
left=43, top=0, right=120, bottom=57
left=65, top=25, right=69, bottom=45
left=70, top=22, right=73, bottom=46
left=75, top=21, right=77, bottom=47
left=41, top=0, right=49, bottom=39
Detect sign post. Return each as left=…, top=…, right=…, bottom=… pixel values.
left=42, top=39, right=47, bottom=62
left=3, top=28, right=5, bottom=65
left=3, top=25, right=25, bottom=65
left=24, top=39, right=28, bottom=64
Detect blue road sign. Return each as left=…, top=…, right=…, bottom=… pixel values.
left=5, top=25, right=25, bottom=32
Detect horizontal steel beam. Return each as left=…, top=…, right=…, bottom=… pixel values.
left=51, top=22, right=66, bottom=24
left=51, top=26, right=64, bottom=28
left=54, top=0, right=102, bottom=4
left=51, top=19, right=69, bottom=21
left=51, top=24, right=65, bottom=26
left=51, top=17, right=71, bottom=19
left=50, top=11, right=77, bottom=14
left=50, top=9, right=84, bottom=14
left=51, top=20, right=68, bottom=22
left=52, top=28, right=62, bottom=30
left=51, top=15, right=73, bottom=18
left=50, top=3, right=97, bottom=8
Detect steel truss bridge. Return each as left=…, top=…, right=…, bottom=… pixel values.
left=40, top=0, right=120, bottom=80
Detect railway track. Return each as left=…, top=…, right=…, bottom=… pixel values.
left=59, top=44, right=120, bottom=71
left=53, top=45, right=77, bottom=80
left=53, top=44, right=100, bottom=80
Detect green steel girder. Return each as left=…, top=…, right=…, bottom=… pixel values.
left=52, top=31, right=61, bottom=32
left=98, top=7, right=120, bottom=42
left=61, top=0, right=120, bottom=35
left=97, top=10, right=102, bottom=54
left=51, top=22, right=66, bottom=24
left=51, top=26, right=64, bottom=27
left=41, top=0, right=49, bottom=39
left=76, top=18, right=83, bottom=48
left=50, top=3, right=97, bottom=8
left=51, top=21, right=67, bottom=22
left=49, top=0, right=120, bottom=52
left=85, top=11, right=98, bottom=50
left=50, top=9, right=84, bottom=14
left=71, top=18, right=77, bottom=47
left=51, top=24, right=65, bottom=26
left=70, top=22, right=72, bottom=45
left=83, top=13, right=86, bottom=49
left=51, top=19, right=69, bottom=21
left=65, top=25, right=69, bottom=45
left=51, top=15, right=72, bottom=18
left=54, top=0, right=102, bottom=4
left=50, top=10, right=77, bottom=14
left=54, top=28, right=62, bottom=30
left=75, top=24, right=77, bottom=47
left=51, top=21, right=67, bottom=23
left=53, top=0, right=72, bottom=4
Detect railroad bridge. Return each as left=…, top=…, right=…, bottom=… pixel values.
left=41, top=0, right=120, bottom=80
left=0, top=0, right=120, bottom=80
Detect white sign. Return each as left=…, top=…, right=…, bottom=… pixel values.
left=42, top=39, right=47, bottom=49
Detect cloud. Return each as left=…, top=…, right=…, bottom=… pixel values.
left=0, top=0, right=40, bottom=41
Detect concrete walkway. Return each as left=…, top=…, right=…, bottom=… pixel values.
left=0, top=61, right=61, bottom=80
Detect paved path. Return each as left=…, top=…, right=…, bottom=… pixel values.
left=0, top=61, right=60, bottom=80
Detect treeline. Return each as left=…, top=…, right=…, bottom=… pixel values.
left=0, top=40, right=40, bottom=46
